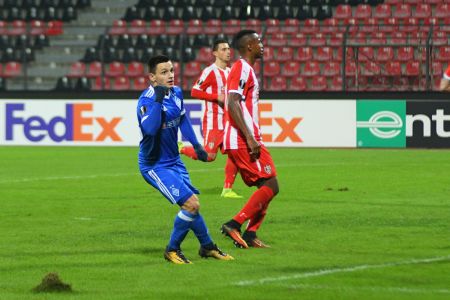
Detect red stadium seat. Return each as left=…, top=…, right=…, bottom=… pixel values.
left=397, top=47, right=414, bottom=61
left=282, top=61, right=301, bottom=77
left=380, top=18, right=398, bottom=33
left=375, top=47, right=394, bottom=62
left=275, top=47, right=293, bottom=62
left=348, top=31, right=366, bottom=44
left=409, top=31, right=427, bottom=45
left=345, top=61, right=357, bottom=76
left=9, top=20, right=26, bottom=36
left=436, top=47, right=450, bottom=62
left=361, top=61, right=381, bottom=76
left=148, top=20, right=165, bottom=35
left=86, top=61, right=102, bottom=78
left=403, top=0, right=421, bottom=3
left=0, top=21, right=5, bottom=36
left=128, top=19, right=146, bottom=35
left=282, top=19, right=300, bottom=34
left=390, top=32, right=407, bottom=44
left=415, top=4, right=431, bottom=19
left=109, top=20, right=126, bottom=35
left=392, top=77, right=410, bottom=91
left=343, top=18, right=359, bottom=33
left=358, top=46, right=374, bottom=62
left=354, top=4, right=372, bottom=19
left=127, top=61, right=144, bottom=77
left=92, top=77, right=111, bottom=90
left=263, top=61, right=281, bottom=77
left=289, top=33, right=307, bottom=47
left=310, top=76, right=327, bottom=91
left=303, top=61, right=320, bottom=76
left=323, top=61, right=340, bottom=77
left=30, top=20, right=46, bottom=36
left=315, top=46, right=333, bottom=61
left=300, top=19, right=319, bottom=34
left=385, top=0, right=402, bottom=4
left=3, top=62, right=22, bottom=77
left=223, top=19, right=241, bottom=35
left=330, top=76, right=343, bottom=91
left=295, top=47, right=313, bottom=62
left=400, top=17, right=419, bottom=33
left=68, top=62, right=86, bottom=78
left=265, top=77, right=287, bottom=91
left=431, top=61, right=443, bottom=75
left=263, top=47, right=274, bottom=61
left=335, top=5, right=352, bottom=19
left=204, top=19, right=221, bottom=35
left=265, top=19, right=281, bottom=35
left=105, top=61, right=125, bottom=77
left=335, top=47, right=354, bottom=61
left=329, top=33, right=344, bottom=47
left=309, top=33, right=326, bottom=47
left=133, top=76, right=148, bottom=91
left=360, top=18, right=378, bottom=33
left=374, top=4, right=391, bottom=19
left=245, top=19, right=262, bottom=33
left=289, top=76, right=307, bottom=91
left=187, top=19, right=203, bottom=35
left=173, top=61, right=180, bottom=77
left=386, top=61, right=402, bottom=76
left=112, top=76, right=131, bottom=91
left=392, top=4, right=411, bottom=19
left=367, top=32, right=386, bottom=45
left=435, top=4, right=450, bottom=19
left=167, top=20, right=184, bottom=35
left=321, top=18, right=339, bottom=33
left=267, top=33, right=288, bottom=47
left=196, top=47, right=213, bottom=63
left=405, top=61, right=420, bottom=76
left=184, top=61, right=202, bottom=78
left=46, top=21, right=63, bottom=36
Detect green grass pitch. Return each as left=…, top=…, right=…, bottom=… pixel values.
left=1, top=147, right=449, bottom=300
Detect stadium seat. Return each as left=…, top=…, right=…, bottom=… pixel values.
left=275, top=47, right=293, bottom=62
left=392, top=77, right=410, bottom=91
left=315, top=46, right=333, bottom=61
left=200, top=6, right=215, bottom=21
left=68, top=61, right=86, bottom=77
left=321, top=18, right=339, bottom=34
left=263, top=61, right=280, bottom=77
left=3, top=62, right=22, bottom=77
left=116, top=34, right=131, bottom=49
left=435, top=4, right=450, bottom=19
left=245, top=19, right=262, bottom=33
left=166, top=20, right=184, bottom=35
left=309, top=33, right=326, bottom=47
left=148, top=20, right=166, bottom=35
left=315, top=4, right=332, bottom=21
left=358, top=46, right=374, bottom=62
left=264, top=77, right=287, bottom=91
left=335, top=5, right=352, bottom=19
left=265, top=19, right=281, bottom=35
left=303, top=61, right=320, bottom=76
left=323, top=61, right=340, bottom=77
left=127, top=61, right=144, bottom=77
left=112, top=76, right=130, bottom=91
left=360, top=18, right=378, bottom=33
left=86, top=61, right=102, bottom=77
left=436, top=47, right=450, bottom=62
left=182, top=6, right=197, bottom=21
left=400, top=17, right=419, bottom=33
left=345, top=61, right=357, bottom=76
left=310, top=76, right=327, bottom=91
left=196, top=47, right=213, bottom=63
left=367, top=32, right=386, bottom=45
left=257, top=5, right=273, bottom=20
left=92, top=77, right=111, bottom=91
left=330, top=76, right=343, bottom=91
left=187, top=19, right=203, bottom=35
left=109, top=20, right=126, bottom=35
left=404, top=61, right=420, bottom=76
left=74, top=77, right=91, bottom=91
left=329, top=33, right=344, bottom=47
left=392, top=4, right=411, bottom=19
left=133, top=76, right=148, bottom=91
left=361, top=61, right=381, bottom=76
left=375, top=47, right=394, bottom=62
left=380, top=17, right=398, bottom=33
left=282, top=61, right=301, bottom=77
left=278, top=6, right=295, bottom=20
left=415, top=4, right=431, bottom=19
left=295, top=47, right=313, bottom=61
left=267, top=33, right=288, bottom=47
left=105, top=61, right=125, bottom=77
left=288, top=33, right=307, bottom=47
left=385, top=61, right=402, bottom=76
left=354, top=4, right=372, bottom=19
left=223, top=19, right=241, bottom=35
left=289, top=76, right=307, bottom=91
left=282, top=19, right=300, bottom=34
left=30, top=20, right=46, bottom=36
left=373, top=4, right=391, bottom=19
left=300, top=19, right=319, bottom=34
left=431, top=61, right=443, bottom=76
left=390, top=32, right=407, bottom=44
left=397, top=47, right=414, bottom=62
left=348, top=31, right=366, bottom=44
left=184, top=61, right=202, bottom=77
left=296, top=5, right=313, bottom=20
left=204, top=19, right=222, bottom=35
left=128, top=19, right=146, bottom=35
left=9, top=20, right=26, bottom=36
left=263, top=47, right=274, bottom=61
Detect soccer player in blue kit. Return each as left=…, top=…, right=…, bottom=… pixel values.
left=137, top=55, right=234, bottom=264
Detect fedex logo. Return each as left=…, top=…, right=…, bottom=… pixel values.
left=259, top=103, right=303, bottom=143
left=5, top=103, right=122, bottom=142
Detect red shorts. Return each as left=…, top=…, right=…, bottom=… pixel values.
left=203, top=129, right=225, bottom=154
left=226, top=145, right=277, bottom=187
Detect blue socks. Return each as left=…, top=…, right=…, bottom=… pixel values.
left=167, top=210, right=213, bottom=251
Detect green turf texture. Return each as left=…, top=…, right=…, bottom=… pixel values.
left=0, top=147, right=449, bottom=300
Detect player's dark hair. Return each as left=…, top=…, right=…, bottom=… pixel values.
left=233, top=29, right=257, bottom=51
left=148, top=55, right=170, bottom=73
left=212, top=39, right=229, bottom=51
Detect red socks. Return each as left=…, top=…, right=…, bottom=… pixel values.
left=223, top=157, right=238, bottom=189
left=233, top=186, right=274, bottom=225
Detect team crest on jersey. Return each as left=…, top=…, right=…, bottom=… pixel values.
left=239, top=79, right=246, bottom=89
left=170, top=185, right=180, bottom=197
left=208, top=142, right=214, bottom=149
left=264, top=164, right=272, bottom=175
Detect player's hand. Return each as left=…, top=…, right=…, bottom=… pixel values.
left=217, top=93, right=225, bottom=108
left=154, top=85, right=168, bottom=103
left=193, top=144, right=209, bottom=162
left=247, top=137, right=261, bottom=160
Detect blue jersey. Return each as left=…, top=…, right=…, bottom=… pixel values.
left=137, top=85, right=186, bottom=170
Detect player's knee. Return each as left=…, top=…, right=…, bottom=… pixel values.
left=266, top=177, right=279, bottom=196
left=182, top=195, right=200, bottom=214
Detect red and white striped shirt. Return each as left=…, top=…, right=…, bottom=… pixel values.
left=224, top=59, right=262, bottom=150
left=444, top=64, right=450, bottom=80
left=191, top=63, right=229, bottom=131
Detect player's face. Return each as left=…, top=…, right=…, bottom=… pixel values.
left=249, top=34, right=264, bottom=59
left=149, top=61, right=175, bottom=88
left=214, top=43, right=231, bottom=63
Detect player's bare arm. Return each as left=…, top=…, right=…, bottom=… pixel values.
left=227, top=92, right=261, bottom=159
left=439, top=78, right=450, bottom=92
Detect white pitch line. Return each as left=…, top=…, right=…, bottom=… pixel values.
left=279, top=283, right=450, bottom=295
left=234, top=255, right=450, bottom=286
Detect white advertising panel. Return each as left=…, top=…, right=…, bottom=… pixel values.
left=0, top=99, right=356, bottom=147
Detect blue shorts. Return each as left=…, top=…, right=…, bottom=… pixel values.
left=140, top=160, right=199, bottom=206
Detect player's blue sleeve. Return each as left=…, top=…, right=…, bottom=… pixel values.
left=140, top=98, right=163, bottom=136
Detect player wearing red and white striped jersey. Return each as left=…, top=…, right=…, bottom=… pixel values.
left=440, top=64, right=450, bottom=92
left=180, top=39, right=243, bottom=199
left=221, top=30, right=279, bottom=249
